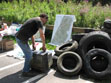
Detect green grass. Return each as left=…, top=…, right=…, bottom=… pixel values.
left=46, top=43, right=56, bottom=50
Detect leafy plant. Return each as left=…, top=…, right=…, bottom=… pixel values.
left=0, top=0, right=111, bottom=28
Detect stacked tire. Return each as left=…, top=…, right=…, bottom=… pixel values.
left=55, top=40, right=78, bottom=56
left=54, top=30, right=111, bottom=79
left=79, top=31, right=111, bottom=57
left=84, top=48, right=111, bottom=79
left=57, top=51, right=82, bottom=76
left=54, top=40, right=83, bottom=76
left=79, top=31, right=111, bottom=79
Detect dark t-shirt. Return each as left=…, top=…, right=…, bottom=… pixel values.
left=15, top=17, right=43, bottom=42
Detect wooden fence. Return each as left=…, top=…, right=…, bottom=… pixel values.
left=46, top=25, right=99, bottom=33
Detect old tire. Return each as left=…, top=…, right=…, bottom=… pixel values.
left=79, top=31, right=111, bottom=58
left=103, top=19, right=111, bottom=29
left=72, top=33, right=87, bottom=43
left=101, top=27, right=111, bottom=34
left=57, top=51, right=82, bottom=76
left=84, top=48, right=111, bottom=79
left=55, top=41, right=78, bottom=56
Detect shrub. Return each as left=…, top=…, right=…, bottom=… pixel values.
left=0, top=0, right=111, bottom=28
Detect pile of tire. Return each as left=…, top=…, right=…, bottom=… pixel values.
left=79, top=31, right=111, bottom=79
left=54, top=40, right=82, bottom=76
left=54, top=30, right=111, bottom=79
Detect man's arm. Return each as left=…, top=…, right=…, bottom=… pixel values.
left=31, top=36, right=36, bottom=50
left=39, top=28, right=46, bottom=51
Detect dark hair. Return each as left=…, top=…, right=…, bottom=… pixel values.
left=39, top=13, right=48, bottom=19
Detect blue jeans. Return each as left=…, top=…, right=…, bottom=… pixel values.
left=15, top=37, right=33, bottom=72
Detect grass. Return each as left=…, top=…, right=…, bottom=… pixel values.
left=46, top=39, right=56, bottom=50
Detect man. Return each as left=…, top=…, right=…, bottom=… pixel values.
left=15, top=13, right=48, bottom=77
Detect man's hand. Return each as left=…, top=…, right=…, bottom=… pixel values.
left=42, top=45, right=46, bottom=52
left=31, top=36, right=36, bottom=50
left=32, top=44, right=36, bottom=50
left=39, top=28, right=46, bottom=52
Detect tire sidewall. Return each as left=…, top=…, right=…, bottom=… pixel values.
left=57, top=51, right=82, bottom=76
left=79, top=31, right=111, bottom=57
left=55, top=41, right=78, bottom=56
left=84, top=48, right=111, bottom=79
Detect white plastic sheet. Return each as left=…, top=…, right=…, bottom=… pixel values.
left=49, top=15, right=76, bottom=46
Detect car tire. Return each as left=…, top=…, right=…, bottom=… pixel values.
left=72, top=33, right=87, bottom=43
left=55, top=41, right=78, bottom=56
left=57, top=51, right=82, bottom=76
left=101, top=27, right=111, bottom=34
left=79, top=31, right=111, bottom=58
left=84, top=48, right=111, bottom=79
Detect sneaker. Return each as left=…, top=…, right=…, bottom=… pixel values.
left=21, top=72, right=36, bottom=77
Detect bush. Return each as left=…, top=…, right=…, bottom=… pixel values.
left=0, top=0, right=111, bottom=28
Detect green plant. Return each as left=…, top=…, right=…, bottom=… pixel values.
left=0, top=0, right=111, bottom=28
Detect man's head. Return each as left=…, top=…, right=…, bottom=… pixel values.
left=39, top=13, right=48, bottom=25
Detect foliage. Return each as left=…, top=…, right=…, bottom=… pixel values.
left=0, top=0, right=111, bottom=29
left=1, top=0, right=111, bottom=50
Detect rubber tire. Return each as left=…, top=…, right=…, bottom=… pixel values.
left=84, top=48, right=111, bottom=79
left=72, top=33, right=87, bottom=43
left=103, top=19, right=111, bottom=29
left=79, top=31, right=111, bottom=58
left=57, top=51, right=82, bottom=76
left=51, top=55, right=58, bottom=69
left=55, top=41, right=78, bottom=56
left=101, top=27, right=111, bottom=34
